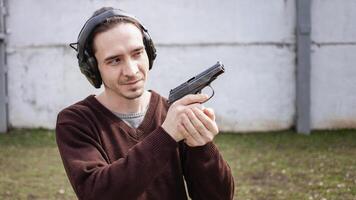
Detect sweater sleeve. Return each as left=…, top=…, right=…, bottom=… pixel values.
left=56, top=110, right=178, bottom=200
left=180, top=142, right=235, bottom=200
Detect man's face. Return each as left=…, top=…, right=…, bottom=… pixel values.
left=93, top=23, right=150, bottom=100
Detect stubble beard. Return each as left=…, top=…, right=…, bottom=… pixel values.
left=119, top=73, right=147, bottom=100
left=106, top=79, right=145, bottom=101
left=103, top=72, right=147, bottom=101
left=121, top=87, right=144, bottom=100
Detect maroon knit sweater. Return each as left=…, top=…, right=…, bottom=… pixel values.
left=56, top=91, right=234, bottom=200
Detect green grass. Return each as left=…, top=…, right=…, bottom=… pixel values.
left=0, top=129, right=356, bottom=200
left=0, top=129, right=75, bottom=200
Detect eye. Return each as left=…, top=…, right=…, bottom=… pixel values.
left=133, top=50, right=143, bottom=58
left=108, top=57, right=121, bottom=66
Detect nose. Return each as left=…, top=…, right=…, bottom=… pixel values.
left=123, top=59, right=139, bottom=77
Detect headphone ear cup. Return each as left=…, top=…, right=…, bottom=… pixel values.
left=143, top=32, right=157, bottom=70
left=87, top=56, right=102, bottom=88
left=78, top=51, right=102, bottom=88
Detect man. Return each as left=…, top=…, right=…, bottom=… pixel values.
left=56, top=7, right=234, bottom=200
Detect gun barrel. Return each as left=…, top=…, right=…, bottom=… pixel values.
left=193, top=61, right=224, bottom=80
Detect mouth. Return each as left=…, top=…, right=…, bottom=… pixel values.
left=122, top=79, right=142, bottom=85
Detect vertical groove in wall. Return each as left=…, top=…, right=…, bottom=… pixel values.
left=0, top=0, right=8, bottom=133
left=296, top=0, right=311, bottom=134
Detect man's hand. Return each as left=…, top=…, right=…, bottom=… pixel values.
left=161, top=94, right=219, bottom=146
left=179, top=107, right=219, bottom=147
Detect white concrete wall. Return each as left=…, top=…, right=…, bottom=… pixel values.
left=5, top=0, right=356, bottom=131
left=311, top=0, right=356, bottom=129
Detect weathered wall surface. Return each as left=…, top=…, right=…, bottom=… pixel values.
left=5, top=0, right=356, bottom=131
left=311, top=0, right=356, bottom=129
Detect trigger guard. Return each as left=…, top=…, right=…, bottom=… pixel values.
left=202, top=85, right=215, bottom=103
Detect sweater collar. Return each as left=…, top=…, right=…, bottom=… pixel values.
left=85, top=90, right=160, bottom=133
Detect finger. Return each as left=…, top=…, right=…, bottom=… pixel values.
left=185, top=108, right=209, bottom=136
left=178, top=124, right=204, bottom=147
left=184, top=138, right=195, bottom=147
left=186, top=103, right=204, bottom=110
left=192, top=107, right=219, bottom=135
left=203, top=108, right=215, bottom=121
left=181, top=113, right=205, bottom=145
left=186, top=108, right=215, bottom=142
left=178, top=124, right=196, bottom=146
left=175, top=94, right=209, bottom=106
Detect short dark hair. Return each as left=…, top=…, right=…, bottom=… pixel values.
left=88, top=7, right=144, bottom=55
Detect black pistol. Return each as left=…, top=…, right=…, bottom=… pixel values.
left=167, top=61, right=225, bottom=104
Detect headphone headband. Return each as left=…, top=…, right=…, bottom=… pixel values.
left=77, top=9, right=147, bottom=63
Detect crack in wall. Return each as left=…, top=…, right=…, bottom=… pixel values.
left=10, top=42, right=295, bottom=50
left=9, top=41, right=356, bottom=50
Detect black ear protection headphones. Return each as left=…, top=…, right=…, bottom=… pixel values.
left=70, top=8, right=157, bottom=88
